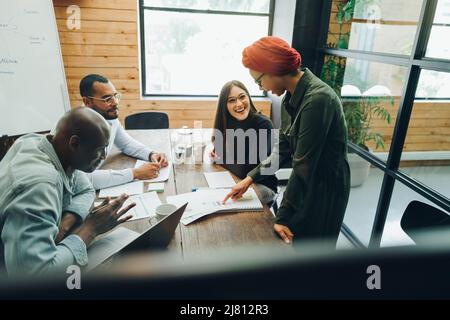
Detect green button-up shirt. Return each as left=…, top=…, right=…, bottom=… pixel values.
left=0, top=134, right=94, bottom=275
left=248, top=68, right=350, bottom=241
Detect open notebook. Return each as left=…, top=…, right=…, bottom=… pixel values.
left=166, top=187, right=263, bottom=225
left=134, top=160, right=171, bottom=182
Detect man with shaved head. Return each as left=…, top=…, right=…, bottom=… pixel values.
left=0, top=107, right=135, bottom=275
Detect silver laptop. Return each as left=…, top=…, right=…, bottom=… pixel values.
left=86, top=203, right=188, bottom=271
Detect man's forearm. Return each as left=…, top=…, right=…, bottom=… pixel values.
left=55, top=212, right=81, bottom=243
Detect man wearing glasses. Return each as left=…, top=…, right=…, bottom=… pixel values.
left=80, top=74, right=168, bottom=190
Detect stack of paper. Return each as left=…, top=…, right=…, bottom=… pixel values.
left=166, top=188, right=263, bottom=225
left=98, top=181, right=144, bottom=198
left=124, top=191, right=162, bottom=221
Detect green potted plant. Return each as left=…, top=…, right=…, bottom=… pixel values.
left=342, top=93, right=393, bottom=186
left=333, top=0, right=382, bottom=49
left=344, top=95, right=393, bottom=151
left=322, top=65, right=394, bottom=186
left=322, top=0, right=392, bottom=186
left=321, top=56, right=394, bottom=187
left=335, top=0, right=355, bottom=49
left=321, top=58, right=393, bottom=187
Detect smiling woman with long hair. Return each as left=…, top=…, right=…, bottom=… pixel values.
left=211, top=80, right=277, bottom=204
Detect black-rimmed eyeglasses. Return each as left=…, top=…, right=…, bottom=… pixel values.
left=254, top=73, right=265, bottom=87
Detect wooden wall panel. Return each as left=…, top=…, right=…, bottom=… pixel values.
left=56, top=20, right=137, bottom=34
left=53, top=0, right=448, bottom=153
left=53, top=0, right=272, bottom=130
left=363, top=99, right=450, bottom=152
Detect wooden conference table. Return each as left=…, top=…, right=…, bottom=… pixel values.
left=100, top=129, right=284, bottom=261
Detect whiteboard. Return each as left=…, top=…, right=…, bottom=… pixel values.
left=0, top=0, right=70, bottom=136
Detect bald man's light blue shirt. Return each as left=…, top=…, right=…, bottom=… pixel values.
left=0, top=134, right=94, bottom=275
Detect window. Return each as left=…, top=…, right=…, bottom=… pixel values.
left=426, top=0, right=450, bottom=59
left=383, top=184, right=445, bottom=247
left=326, top=0, right=423, bottom=55
left=139, top=0, right=273, bottom=96
left=416, top=69, right=450, bottom=99
left=401, top=70, right=450, bottom=199
left=417, top=0, right=450, bottom=100
left=318, top=0, right=450, bottom=248
left=343, top=164, right=385, bottom=246
left=321, top=54, right=408, bottom=156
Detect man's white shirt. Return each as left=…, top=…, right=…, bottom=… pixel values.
left=87, top=119, right=152, bottom=189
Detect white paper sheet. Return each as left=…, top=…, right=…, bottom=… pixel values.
left=125, top=191, right=162, bottom=221
left=203, top=171, right=236, bottom=188
left=275, top=168, right=293, bottom=180
left=166, top=188, right=262, bottom=225
left=94, top=192, right=161, bottom=221
left=98, top=181, right=144, bottom=198
left=134, top=160, right=171, bottom=182
left=147, top=182, right=165, bottom=192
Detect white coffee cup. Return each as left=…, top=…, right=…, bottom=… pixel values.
left=155, top=203, right=177, bottom=217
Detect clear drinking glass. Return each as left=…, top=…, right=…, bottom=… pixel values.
left=171, top=126, right=193, bottom=164
left=172, top=142, right=185, bottom=165
left=171, top=130, right=185, bottom=164
left=178, top=126, right=193, bottom=164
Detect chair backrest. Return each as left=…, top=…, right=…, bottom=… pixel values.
left=400, top=200, right=450, bottom=244
left=124, top=112, right=169, bottom=130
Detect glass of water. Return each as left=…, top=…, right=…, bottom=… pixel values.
left=172, top=143, right=185, bottom=165
left=172, top=126, right=193, bottom=165
left=171, top=130, right=184, bottom=165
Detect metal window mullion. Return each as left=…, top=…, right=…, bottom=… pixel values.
left=141, top=6, right=270, bottom=17
left=367, top=67, right=421, bottom=249
left=432, top=22, right=450, bottom=27
left=341, top=223, right=366, bottom=248
left=384, top=67, right=422, bottom=170
left=268, top=0, right=275, bottom=36
left=320, top=48, right=411, bottom=66
left=139, top=0, right=147, bottom=99
left=412, top=58, right=450, bottom=72
left=369, top=0, right=438, bottom=248
left=347, top=142, right=387, bottom=171
left=413, top=0, right=438, bottom=60
left=386, top=169, right=450, bottom=212
left=314, top=0, right=333, bottom=75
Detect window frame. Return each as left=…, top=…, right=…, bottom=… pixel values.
left=138, top=0, right=275, bottom=98
left=312, top=0, right=450, bottom=248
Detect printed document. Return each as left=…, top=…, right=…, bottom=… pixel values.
left=167, top=188, right=262, bottom=225
left=99, top=181, right=144, bottom=198
left=203, top=171, right=236, bottom=188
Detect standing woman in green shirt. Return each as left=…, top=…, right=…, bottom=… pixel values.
left=223, top=36, right=350, bottom=246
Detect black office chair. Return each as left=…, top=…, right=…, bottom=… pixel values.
left=124, top=112, right=169, bottom=130
left=400, top=200, right=450, bottom=245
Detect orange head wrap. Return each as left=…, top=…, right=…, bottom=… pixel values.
left=242, top=36, right=301, bottom=76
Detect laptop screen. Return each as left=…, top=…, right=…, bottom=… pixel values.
left=86, top=203, right=188, bottom=271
